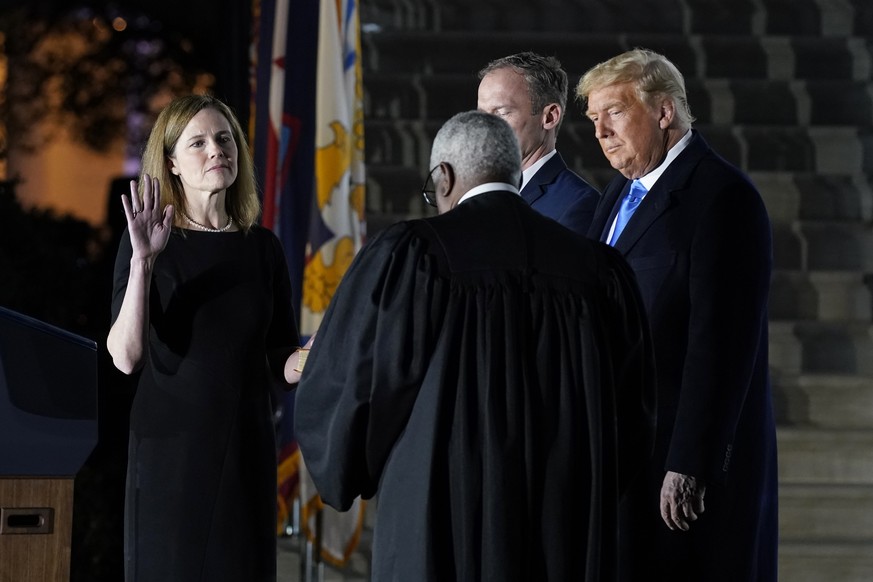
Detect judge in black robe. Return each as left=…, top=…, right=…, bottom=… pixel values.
left=294, top=110, right=656, bottom=582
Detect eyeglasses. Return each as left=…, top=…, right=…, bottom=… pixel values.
left=421, top=166, right=439, bottom=207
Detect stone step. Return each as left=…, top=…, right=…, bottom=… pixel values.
left=777, top=427, right=873, bottom=485
left=755, top=171, right=873, bottom=225
left=779, top=542, right=873, bottom=582
left=363, top=165, right=873, bottom=260
left=793, top=173, right=873, bottom=222
left=364, top=73, right=476, bottom=123
left=800, top=220, right=873, bottom=271
left=764, top=0, right=870, bottom=36
left=363, top=0, right=873, bottom=38
left=365, top=72, right=873, bottom=130
left=770, top=221, right=873, bottom=273
left=775, top=374, right=873, bottom=428
left=702, top=78, right=873, bottom=126
left=363, top=171, right=873, bottom=257
left=562, top=124, right=873, bottom=176
left=781, top=484, right=873, bottom=542
left=435, top=1, right=690, bottom=35
left=365, top=164, right=430, bottom=219
left=807, top=126, right=873, bottom=175
left=741, top=126, right=871, bottom=175
left=366, top=118, right=873, bottom=191
left=365, top=119, right=434, bottom=169
left=362, top=30, right=873, bottom=81
left=770, top=321, right=873, bottom=375
left=770, top=271, right=872, bottom=321
left=757, top=171, right=873, bottom=272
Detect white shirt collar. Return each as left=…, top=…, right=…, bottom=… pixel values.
left=520, top=149, right=558, bottom=190
left=458, top=182, right=520, bottom=205
left=604, top=130, right=694, bottom=244
left=637, top=129, right=693, bottom=191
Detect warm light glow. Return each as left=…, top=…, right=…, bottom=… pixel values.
left=112, top=17, right=127, bottom=32
left=91, top=17, right=109, bottom=37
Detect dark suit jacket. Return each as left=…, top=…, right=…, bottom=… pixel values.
left=520, top=151, right=600, bottom=237
left=589, top=131, right=778, bottom=582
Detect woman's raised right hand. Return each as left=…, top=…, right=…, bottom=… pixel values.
left=121, top=174, right=175, bottom=260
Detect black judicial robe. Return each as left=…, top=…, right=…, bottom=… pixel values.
left=295, top=191, right=656, bottom=582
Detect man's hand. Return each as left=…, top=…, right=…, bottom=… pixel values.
left=659, top=471, right=705, bottom=531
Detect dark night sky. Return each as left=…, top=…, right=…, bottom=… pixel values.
left=120, top=0, right=254, bottom=112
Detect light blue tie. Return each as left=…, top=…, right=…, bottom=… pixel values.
left=609, top=180, right=647, bottom=246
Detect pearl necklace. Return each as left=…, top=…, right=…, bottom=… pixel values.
left=182, top=212, right=234, bottom=233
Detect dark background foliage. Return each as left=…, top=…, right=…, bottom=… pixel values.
left=0, top=0, right=250, bottom=157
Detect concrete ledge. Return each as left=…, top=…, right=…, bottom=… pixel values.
left=777, top=427, right=873, bottom=484
left=769, top=322, right=873, bottom=376
left=775, top=374, right=873, bottom=428
left=770, top=271, right=872, bottom=321
left=780, top=484, right=873, bottom=541
left=779, top=541, right=873, bottom=582
left=801, top=221, right=873, bottom=271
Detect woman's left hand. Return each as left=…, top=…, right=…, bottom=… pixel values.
left=284, top=332, right=317, bottom=385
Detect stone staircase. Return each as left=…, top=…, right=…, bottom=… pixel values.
left=357, top=0, right=873, bottom=579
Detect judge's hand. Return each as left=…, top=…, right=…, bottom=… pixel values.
left=659, top=470, right=705, bottom=531
left=122, top=174, right=174, bottom=261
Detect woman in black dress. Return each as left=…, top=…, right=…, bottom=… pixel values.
left=107, top=95, right=308, bottom=582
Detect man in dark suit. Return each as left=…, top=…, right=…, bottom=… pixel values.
left=478, top=51, right=600, bottom=236
left=576, top=48, right=778, bottom=582
left=294, top=110, right=656, bottom=581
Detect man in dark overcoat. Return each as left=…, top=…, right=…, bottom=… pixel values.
left=577, top=48, right=778, bottom=582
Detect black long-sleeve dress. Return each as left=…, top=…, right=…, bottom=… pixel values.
left=111, top=226, right=298, bottom=582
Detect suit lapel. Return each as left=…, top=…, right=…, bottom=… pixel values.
left=607, top=131, right=711, bottom=253
left=591, top=176, right=626, bottom=242
left=520, top=152, right=566, bottom=205
left=612, top=181, right=674, bottom=253
left=599, top=179, right=630, bottom=242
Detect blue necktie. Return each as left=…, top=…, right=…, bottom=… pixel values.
left=609, top=180, right=647, bottom=246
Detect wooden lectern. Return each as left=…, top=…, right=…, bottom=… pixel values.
left=0, top=307, right=98, bottom=582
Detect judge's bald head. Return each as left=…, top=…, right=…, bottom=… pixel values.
left=429, top=111, right=522, bottom=214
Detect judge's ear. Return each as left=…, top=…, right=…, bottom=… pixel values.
left=436, top=162, right=455, bottom=199
left=435, top=162, right=457, bottom=214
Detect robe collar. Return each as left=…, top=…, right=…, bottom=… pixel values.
left=458, top=182, right=520, bottom=206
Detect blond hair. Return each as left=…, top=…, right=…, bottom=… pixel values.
left=139, top=94, right=261, bottom=231
left=576, top=48, right=695, bottom=130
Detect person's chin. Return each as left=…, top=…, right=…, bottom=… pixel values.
left=206, top=177, right=235, bottom=191
left=608, top=160, right=626, bottom=173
